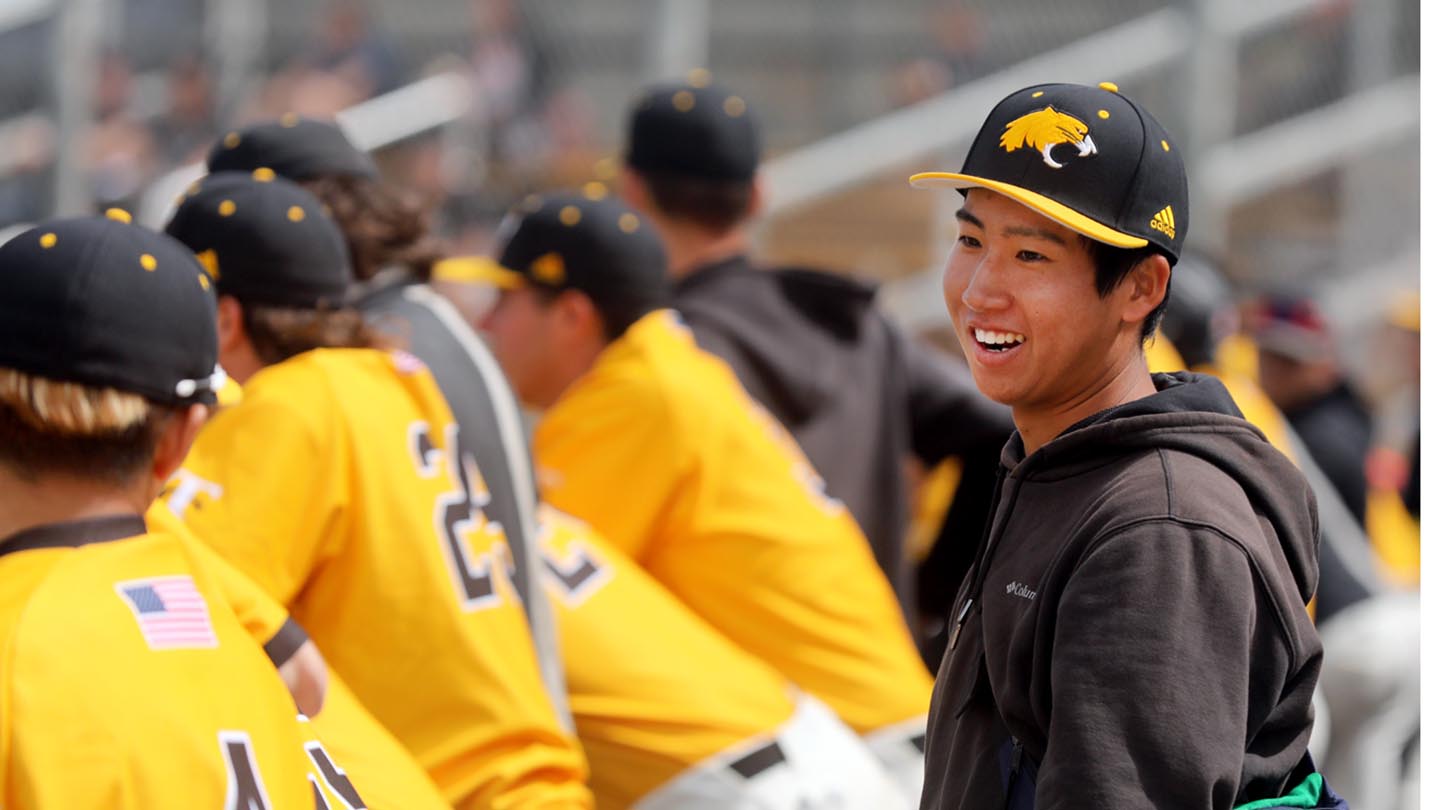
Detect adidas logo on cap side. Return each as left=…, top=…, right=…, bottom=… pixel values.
left=1149, top=205, right=1177, bottom=239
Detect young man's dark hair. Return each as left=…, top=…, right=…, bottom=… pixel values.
left=628, top=169, right=754, bottom=234
left=910, top=81, right=1345, bottom=810
left=618, top=74, right=1014, bottom=658
left=1085, top=240, right=1170, bottom=341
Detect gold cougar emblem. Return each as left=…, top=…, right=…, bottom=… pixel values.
left=999, top=106, right=1098, bottom=169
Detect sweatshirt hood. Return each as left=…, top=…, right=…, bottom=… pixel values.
left=674, top=258, right=877, bottom=424
left=1006, top=371, right=1320, bottom=600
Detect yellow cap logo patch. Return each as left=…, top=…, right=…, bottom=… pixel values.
left=196, top=249, right=221, bottom=280
left=531, top=252, right=566, bottom=285
left=1000, top=106, right=1097, bottom=169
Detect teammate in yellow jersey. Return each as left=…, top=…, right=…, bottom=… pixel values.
left=476, top=192, right=935, bottom=800
left=163, top=171, right=592, bottom=810
left=0, top=212, right=355, bottom=808
left=535, top=503, right=913, bottom=808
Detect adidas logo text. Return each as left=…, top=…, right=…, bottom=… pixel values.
left=1150, top=205, right=1177, bottom=239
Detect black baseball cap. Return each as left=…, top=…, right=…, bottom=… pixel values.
left=625, top=70, right=761, bottom=182
left=165, top=170, right=351, bottom=309
left=474, top=192, right=668, bottom=326
left=911, top=81, right=1188, bottom=264
left=0, top=209, right=222, bottom=406
left=206, top=114, right=378, bottom=182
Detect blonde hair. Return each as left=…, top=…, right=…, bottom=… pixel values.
left=0, top=368, right=152, bottom=436
left=0, top=368, right=170, bottom=485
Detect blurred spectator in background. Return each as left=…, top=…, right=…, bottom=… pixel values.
left=150, top=52, right=217, bottom=165
left=887, top=4, right=991, bottom=108
left=1253, top=291, right=1374, bottom=526
left=85, top=50, right=157, bottom=211
left=1165, top=259, right=1377, bottom=623
left=467, top=0, right=555, bottom=173
left=1361, top=290, right=1420, bottom=586
left=308, top=0, right=405, bottom=98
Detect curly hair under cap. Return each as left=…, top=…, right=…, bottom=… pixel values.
left=301, top=174, right=444, bottom=282
left=241, top=303, right=391, bottom=366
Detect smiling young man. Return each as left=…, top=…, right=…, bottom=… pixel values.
left=911, top=83, right=1344, bottom=809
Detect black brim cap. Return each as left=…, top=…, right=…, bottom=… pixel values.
left=0, top=210, right=221, bottom=407
left=910, top=81, right=1188, bottom=265
left=207, top=114, right=378, bottom=182
left=625, top=70, right=761, bottom=182
left=486, top=191, right=669, bottom=320
left=165, top=170, right=351, bottom=309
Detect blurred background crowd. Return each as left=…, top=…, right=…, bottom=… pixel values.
left=0, top=0, right=1421, bottom=806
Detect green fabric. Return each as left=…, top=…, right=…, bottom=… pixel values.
left=1234, top=773, right=1325, bottom=810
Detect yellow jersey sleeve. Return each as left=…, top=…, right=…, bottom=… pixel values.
left=306, top=675, right=452, bottom=810
left=147, top=501, right=294, bottom=650
left=536, top=505, right=794, bottom=806
left=535, top=314, right=933, bottom=736
left=174, top=372, right=349, bottom=607
left=534, top=369, right=690, bottom=560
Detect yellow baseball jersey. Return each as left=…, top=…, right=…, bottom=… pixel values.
left=536, top=505, right=795, bottom=808
left=174, top=348, right=591, bottom=810
left=307, top=671, right=453, bottom=810
left=534, top=311, right=934, bottom=734
left=0, top=516, right=325, bottom=808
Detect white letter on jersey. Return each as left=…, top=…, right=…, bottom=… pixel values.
left=166, top=468, right=224, bottom=516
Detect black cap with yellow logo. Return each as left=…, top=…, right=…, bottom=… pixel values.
left=470, top=192, right=669, bottom=329
left=164, top=170, right=351, bottom=309
left=206, top=114, right=378, bottom=182
left=911, top=81, right=1187, bottom=265
left=625, top=69, right=760, bottom=182
left=0, top=209, right=222, bottom=406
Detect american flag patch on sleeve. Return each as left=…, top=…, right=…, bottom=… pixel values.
left=115, top=576, right=219, bottom=650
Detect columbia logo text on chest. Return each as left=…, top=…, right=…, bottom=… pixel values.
left=1005, top=581, right=1038, bottom=601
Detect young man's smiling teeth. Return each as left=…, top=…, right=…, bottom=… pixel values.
left=974, top=328, right=1027, bottom=351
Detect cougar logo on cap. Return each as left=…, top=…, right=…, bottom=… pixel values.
left=1000, top=106, right=1097, bottom=169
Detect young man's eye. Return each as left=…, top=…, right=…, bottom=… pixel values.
left=1016, top=250, right=1050, bottom=263
left=957, top=234, right=982, bottom=248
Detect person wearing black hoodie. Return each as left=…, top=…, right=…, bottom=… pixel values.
left=617, top=72, right=1014, bottom=648
left=909, top=82, right=1343, bottom=809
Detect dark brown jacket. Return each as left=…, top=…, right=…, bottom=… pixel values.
left=921, top=372, right=1323, bottom=809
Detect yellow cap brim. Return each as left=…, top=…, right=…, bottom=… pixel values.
left=431, top=256, right=526, bottom=289
left=908, top=171, right=1147, bottom=249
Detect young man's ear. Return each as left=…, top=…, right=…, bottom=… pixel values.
left=150, top=403, right=211, bottom=487
left=215, top=295, right=246, bottom=353
left=554, top=289, right=608, bottom=344
left=1120, top=254, right=1172, bottom=327
left=617, top=168, right=651, bottom=213
left=744, top=173, right=767, bottom=221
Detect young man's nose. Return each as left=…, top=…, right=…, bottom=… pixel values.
left=959, top=255, right=1009, bottom=314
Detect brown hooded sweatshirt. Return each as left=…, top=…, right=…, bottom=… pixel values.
left=921, top=372, right=1323, bottom=810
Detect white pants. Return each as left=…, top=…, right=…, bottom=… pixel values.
left=864, top=715, right=927, bottom=808
left=634, top=695, right=912, bottom=810
left=1316, top=592, right=1421, bottom=810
